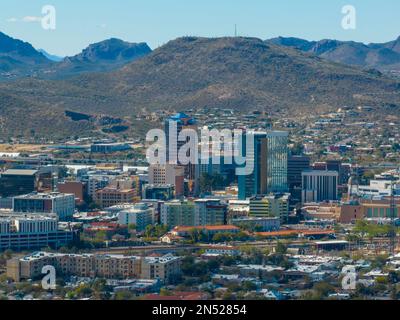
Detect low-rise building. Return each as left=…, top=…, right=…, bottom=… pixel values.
left=0, top=169, right=38, bottom=198
left=350, top=180, right=400, bottom=198
left=142, top=184, right=175, bottom=201
left=86, top=176, right=110, bottom=198
left=117, top=203, right=155, bottom=232
left=12, top=192, right=75, bottom=221
left=361, top=198, right=400, bottom=219
left=170, top=225, right=240, bottom=237
left=7, top=252, right=181, bottom=284
left=302, top=199, right=400, bottom=223
left=140, top=254, right=182, bottom=283
left=161, top=200, right=196, bottom=228
left=148, top=164, right=185, bottom=197
left=160, top=199, right=227, bottom=228
left=90, top=142, right=132, bottom=154
left=302, top=203, right=341, bottom=221
left=94, top=187, right=138, bottom=208
left=249, top=194, right=290, bottom=223
left=57, top=181, right=86, bottom=203
left=194, top=199, right=228, bottom=226
left=0, top=213, right=75, bottom=251
left=231, top=217, right=280, bottom=232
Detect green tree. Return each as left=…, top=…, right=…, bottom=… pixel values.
left=312, top=282, right=335, bottom=300
left=242, top=281, right=257, bottom=291
left=115, top=290, right=134, bottom=300
left=199, top=173, right=226, bottom=193
left=188, top=228, right=202, bottom=243
left=160, top=288, right=172, bottom=296
left=94, top=231, right=108, bottom=242
left=275, top=242, right=288, bottom=254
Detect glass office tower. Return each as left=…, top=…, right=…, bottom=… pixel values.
left=238, top=131, right=288, bottom=200
left=164, top=112, right=197, bottom=164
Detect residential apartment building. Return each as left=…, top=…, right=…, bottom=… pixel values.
left=141, top=255, right=182, bottom=283
left=194, top=199, right=227, bottom=226
left=160, top=199, right=227, bottom=228
left=7, top=252, right=181, bottom=284
left=160, top=200, right=196, bottom=228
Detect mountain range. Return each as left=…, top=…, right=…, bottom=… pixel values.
left=45, top=38, right=151, bottom=78
left=0, top=32, right=399, bottom=139
left=267, top=36, right=400, bottom=74
left=0, top=32, right=152, bottom=80
left=37, top=49, right=64, bottom=62
left=0, top=31, right=51, bottom=79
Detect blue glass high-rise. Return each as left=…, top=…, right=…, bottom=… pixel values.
left=238, top=131, right=288, bottom=200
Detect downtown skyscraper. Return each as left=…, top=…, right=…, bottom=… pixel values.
left=238, top=131, right=288, bottom=200
left=164, top=113, right=198, bottom=195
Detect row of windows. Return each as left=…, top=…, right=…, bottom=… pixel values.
left=367, top=207, right=399, bottom=218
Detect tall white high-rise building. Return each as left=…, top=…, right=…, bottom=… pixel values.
left=302, top=170, right=339, bottom=204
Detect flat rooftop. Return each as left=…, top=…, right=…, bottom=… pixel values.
left=13, top=192, right=74, bottom=200
left=2, top=169, right=38, bottom=176
left=314, top=240, right=349, bottom=245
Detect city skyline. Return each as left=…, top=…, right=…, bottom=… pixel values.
left=1, top=0, right=400, bottom=305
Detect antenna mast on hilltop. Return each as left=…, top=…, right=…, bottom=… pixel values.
left=235, top=24, right=238, bottom=37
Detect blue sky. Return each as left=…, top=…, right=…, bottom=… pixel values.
left=0, top=0, right=399, bottom=56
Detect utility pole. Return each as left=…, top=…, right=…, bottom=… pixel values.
left=235, top=24, right=237, bottom=37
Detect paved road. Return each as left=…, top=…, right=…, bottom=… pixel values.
left=92, top=244, right=201, bottom=255
left=90, top=237, right=400, bottom=255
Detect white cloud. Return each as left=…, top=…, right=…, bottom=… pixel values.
left=22, top=16, right=43, bottom=23
left=6, top=17, right=18, bottom=22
